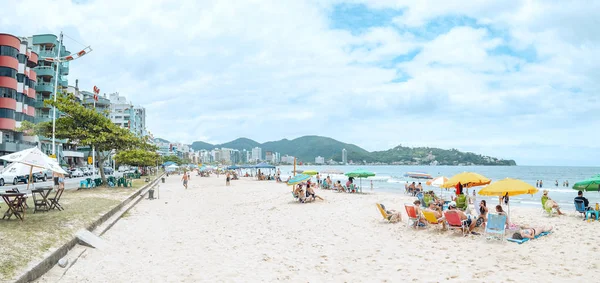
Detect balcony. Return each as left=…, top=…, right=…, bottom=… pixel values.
left=35, top=66, right=55, bottom=78
left=0, top=141, right=36, bottom=153
left=32, top=34, right=58, bottom=46
left=36, top=82, right=54, bottom=93
left=38, top=49, right=56, bottom=59
left=59, top=78, right=68, bottom=87
left=60, top=64, right=69, bottom=75
left=33, top=99, right=46, bottom=108
left=34, top=115, right=52, bottom=123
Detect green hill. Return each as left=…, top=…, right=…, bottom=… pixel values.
left=186, top=136, right=516, bottom=165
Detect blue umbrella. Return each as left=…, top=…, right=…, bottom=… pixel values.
left=287, top=174, right=311, bottom=186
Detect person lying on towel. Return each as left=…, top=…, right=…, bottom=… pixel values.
left=512, top=226, right=553, bottom=240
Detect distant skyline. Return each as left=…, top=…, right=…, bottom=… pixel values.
left=3, top=1, right=599, bottom=166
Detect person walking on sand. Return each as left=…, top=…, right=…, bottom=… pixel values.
left=182, top=172, right=189, bottom=189
left=226, top=172, right=231, bottom=186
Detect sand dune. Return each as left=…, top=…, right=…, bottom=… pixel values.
left=38, top=174, right=599, bottom=282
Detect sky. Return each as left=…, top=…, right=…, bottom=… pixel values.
left=2, top=0, right=599, bottom=166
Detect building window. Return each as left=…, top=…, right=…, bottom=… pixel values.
left=14, top=112, right=24, bottom=122
left=0, top=46, right=18, bottom=58
left=0, top=87, right=16, bottom=99
left=16, top=73, right=25, bottom=83
left=16, top=53, right=27, bottom=64
left=0, top=108, right=15, bottom=119
left=16, top=92, right=24, bottom=102
left=0, top=67, right=17, bottom=79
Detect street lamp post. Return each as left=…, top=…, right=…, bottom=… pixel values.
left=40, top=31, right=92, bottom=159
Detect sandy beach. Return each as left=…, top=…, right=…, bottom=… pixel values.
left=38, top=174, right=600, bottom=283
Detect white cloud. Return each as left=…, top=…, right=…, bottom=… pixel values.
left=2, top=0, right=599, bottom=165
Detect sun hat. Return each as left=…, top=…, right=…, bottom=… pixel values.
left=543, top=190, right=549, bottom=195
left=449, top=201, right=457, bottom=208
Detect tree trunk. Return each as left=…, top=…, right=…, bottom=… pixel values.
left=97, top=151, right=109, bottom=185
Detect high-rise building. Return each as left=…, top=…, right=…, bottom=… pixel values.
left=315, top=156, right=325, bottom=164
left=108, top=92, right=146, bottom=137
left=265, top=151, right=273, bottom=163
left=0, top=33, right=39, bottom=155
left=342, top=148, right=347, bottom=165
left=251, top=147, right=262, bottom=162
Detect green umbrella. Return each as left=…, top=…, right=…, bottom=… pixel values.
left=572, top=175, right=600, bottom=192
left=344, top=169, right=376, bottom=193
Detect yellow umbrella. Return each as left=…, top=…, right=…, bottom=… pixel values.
left=441, top=172, right=491, bottom=188
left=478, top=178, right=538, bottom=197
left=478, top=178, right=538, bottom=223
left=303, top=170, right=318, bottom=176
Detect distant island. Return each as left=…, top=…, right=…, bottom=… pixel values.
left=159, top=136, right=516, bottom=166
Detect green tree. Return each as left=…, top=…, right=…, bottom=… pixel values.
left=115, top=149, right=160, bottom=167
left=161, top=155, right=183, bottom=165
left=37, top=93, right=148, bottom=184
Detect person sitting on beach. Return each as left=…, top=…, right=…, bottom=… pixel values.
left=542, top=190, right=564, bottom=215
left=512, top=226, right=553, bottom=240
left=380, top=204, right=402, bottom=223
left=409, top=182, right=416, bottom=196
left=416, top=182, right=423, bottom=193
left=574, top=190, right=590, bottom=210
left=475, top=200, right=488, bottom=228
left=306, top=185, right=324, bottom=201
left=495, top=205, right=509, bottom=227
left=426, top=201, right=446, bottom=229
left=448, top=202, right=477, bottom=234
left=326, top=176, right=332, bottom=189
left=413, top=200, right=428, bottom=226
left=334, top=180, right=345, bottom=192
left=405, top=182, right=409, bottom=194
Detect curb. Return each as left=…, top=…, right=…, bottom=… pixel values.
left=13, top=174, right=164, bottom=283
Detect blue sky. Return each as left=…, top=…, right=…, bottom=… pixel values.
left=2, top=0, right=599, bottom=166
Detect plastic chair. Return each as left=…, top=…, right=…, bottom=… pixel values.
left=574, top=200, right=597, bottom=220
left=404, top=204, right=425, bottom=229
left=485, top=213, right=507, bottom=241
left=421, top=210, right=443, bottom=230
left=541, top=196, right=552, bottom=216
left=444, top=211, right=468, bottom=236
left=456, top=194, right=468, bottom=211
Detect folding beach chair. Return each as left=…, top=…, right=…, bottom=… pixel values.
left=574, top=200, right=597, bottom=220
left=49, top=188, right=64, bottom=211
left=541, top=197, right=552, bottom=216
left=444, top=211, right=468, bottom=236
left=404, top=204, right=425, bottom=229
left=485, top=213, right=506, bottom=241
left=376, top=204, right=400, bottom=223
left=421, top=210, right=444, bottom=230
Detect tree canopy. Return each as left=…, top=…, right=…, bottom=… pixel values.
left=115, top=149, right=160, bottom=167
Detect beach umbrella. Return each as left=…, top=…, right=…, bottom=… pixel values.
left=287, top=174, right=311, bottom=186
left=441, top=172, right=491, bottom=189
left=427, top=176, right=449, bottom=197
left=478, top=178, right=539, bottom=222
left=303, top=170, right=318, bottom=176
left=572, top=175, right=600, bottom=192
left=345, top=169, right=376, bottom=192
left=0, top=147, right=67, bottom=191
left=427, top=176, right=448, bottom=187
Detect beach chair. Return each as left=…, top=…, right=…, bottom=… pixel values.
left=48, top=188, right=64, bottom=211
left=574, top=200, right=596, bottom=220
left=444, top=211, right=468, bottom=236
left=404, top=204, right=425, bottom=229
left=484, top=213, right=506, bottom=241
left=541, top=196, right=552, bottom=216
left=376, top=204, right=400, bottom=223
left=421, top=210, right=444, bottom=230
left=507, top=231, right=552, bottom=244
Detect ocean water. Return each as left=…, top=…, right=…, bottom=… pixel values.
left=275, top=165, right=600, bottom=209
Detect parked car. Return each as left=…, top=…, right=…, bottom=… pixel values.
left=33, top=169, right=52, bottom=182
left=70, top=168, right=84, bottom=178
left=0, top=170, right=29, bottom=186
left=80, top=167, right=91, bottom=176
left=102, top=167, right=114, bottom=175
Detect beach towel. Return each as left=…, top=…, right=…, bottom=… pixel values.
left=507, top=231, right=552, bottom=244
